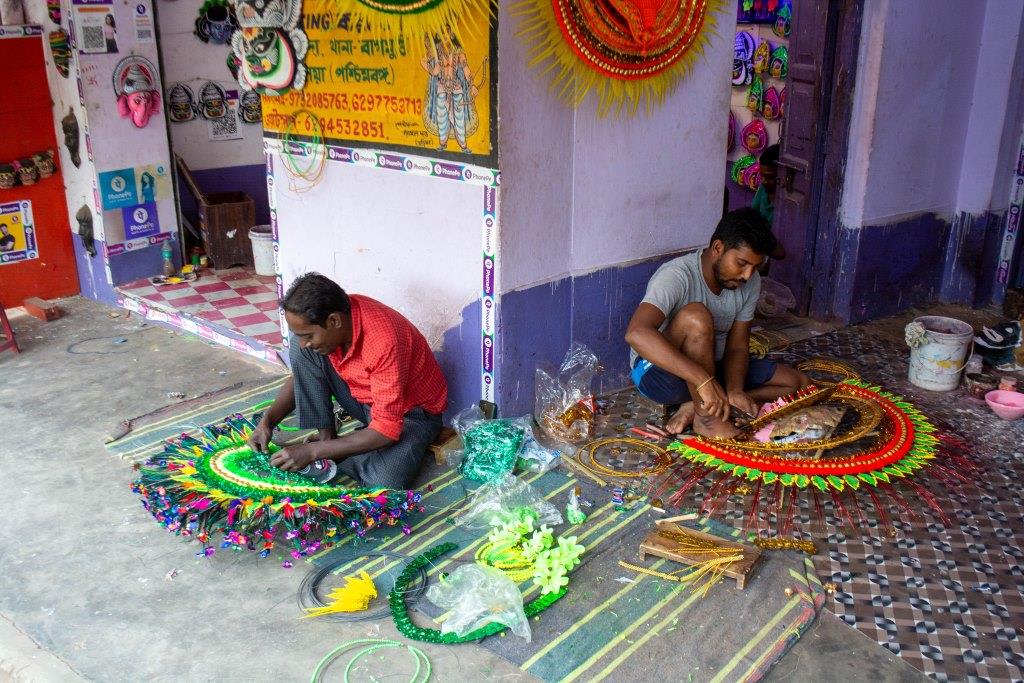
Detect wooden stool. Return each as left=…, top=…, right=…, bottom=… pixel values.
left=0, top=307, right=19, bottom=355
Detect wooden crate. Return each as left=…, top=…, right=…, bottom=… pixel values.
left=199, top=191, right=255, bottom=269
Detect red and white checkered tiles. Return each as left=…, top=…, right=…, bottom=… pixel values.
left=118, top=269, right=283, bottom=348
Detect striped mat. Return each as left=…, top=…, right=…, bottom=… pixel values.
left=108, top=383, right=823, bottom=681
left=308, top=466, right=826, bottom=683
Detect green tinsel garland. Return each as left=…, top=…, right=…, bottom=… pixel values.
left=460, top=420, right=525, bottom=483
left=389, top=542, right=567, bottom=643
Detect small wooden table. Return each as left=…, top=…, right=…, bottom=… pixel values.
left=639, top=523, right=761, bottom=589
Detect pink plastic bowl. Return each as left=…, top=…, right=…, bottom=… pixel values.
left=984, top=390, right=1024, bottom=420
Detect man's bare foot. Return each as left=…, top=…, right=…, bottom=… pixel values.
left=693, top=413, right=740, bottom=439
left=665, top=402, right=695, bottom=434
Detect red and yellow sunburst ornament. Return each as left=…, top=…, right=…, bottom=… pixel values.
left=655, top=380, right=977, bottom=535
left=514, top=0, right=725, bottom=114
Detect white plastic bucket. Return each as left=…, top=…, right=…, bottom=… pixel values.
left=907, top=316, right=973, bottom=391
left=249, top=225, right=275, bottom=276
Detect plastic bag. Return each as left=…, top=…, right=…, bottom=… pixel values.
left=425, top=564, right=531, bottom=641
left=455, top=473, right=563, bottom=529
left=447, top=406, right=561, bottom=478
left=535, top=342, right=599, bottom=443
left=756, top=277, right=796, bottom=318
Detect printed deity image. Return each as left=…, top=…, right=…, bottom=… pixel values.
left=421, top=29, right=486, bottom=154
left=229, top=0, right=307, bottom=96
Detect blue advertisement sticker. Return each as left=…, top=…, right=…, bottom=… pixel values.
left=122, top=202, right=159, bottom=239
left=99, top=168, right=138, bottom=210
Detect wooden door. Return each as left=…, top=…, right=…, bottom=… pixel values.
left=0, top=31, right=78, bottom=308
left=769, top=0, right=835, bottom=314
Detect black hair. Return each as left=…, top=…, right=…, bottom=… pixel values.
left=710, top=207, right=777, bottom=256
left=282, top=272, right=350, bottom=327
left=105, top=14, right=115, bottom=27
left=761, top=144, right=780, bottom=168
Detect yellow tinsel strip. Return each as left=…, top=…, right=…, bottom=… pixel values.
left=302, top=571, right=378, bottom=617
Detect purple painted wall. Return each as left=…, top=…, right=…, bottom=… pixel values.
left=497, top=252, right=683, bottom=416
left=834, top=0, right=1024, bottom=321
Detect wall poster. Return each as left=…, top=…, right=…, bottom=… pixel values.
left=262, top=1, right=496, bottom=166
left=0, top=200, right=38, bottom=265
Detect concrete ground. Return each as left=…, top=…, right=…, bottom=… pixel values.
left=0, top=296, right=925, bottom=682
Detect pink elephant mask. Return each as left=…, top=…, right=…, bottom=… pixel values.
left=118, top=90, right=161, bottom=128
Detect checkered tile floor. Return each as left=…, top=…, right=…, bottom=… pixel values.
left=118, top=268, right=283, bottom=347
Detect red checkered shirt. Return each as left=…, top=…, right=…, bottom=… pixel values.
left=328, top=295, right=448, bottom=440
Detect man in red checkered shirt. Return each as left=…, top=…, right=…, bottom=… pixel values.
left=248, top=273, right=448, bottom=489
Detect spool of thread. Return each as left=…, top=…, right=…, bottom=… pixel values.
left=611, top=487, right=624, bottom=506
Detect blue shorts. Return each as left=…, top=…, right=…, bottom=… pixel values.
left=631, top=356, right=778, bottom=405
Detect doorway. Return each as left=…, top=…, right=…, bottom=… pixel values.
left=726, top=0, right=864, bottom=319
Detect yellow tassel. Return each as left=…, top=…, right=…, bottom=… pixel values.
left=301, top=571, right=378, bottom=617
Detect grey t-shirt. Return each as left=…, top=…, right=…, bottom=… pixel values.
left=630, top=249, right=760, bottom=365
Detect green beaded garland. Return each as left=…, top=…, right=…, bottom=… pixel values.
left=389, top=542, right=568, bottom=644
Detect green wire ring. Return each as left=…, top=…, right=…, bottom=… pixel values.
left=309, top=638, right=430, bottom=683
left=250, top=400, right=301, bottom=432
left=389, top=542, right=568, bottom=644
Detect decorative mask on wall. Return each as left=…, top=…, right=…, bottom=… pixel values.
left=769, top=46, right=789, bottom=79
left=732, top=31, right=755, bottom=87
left=76, top=205, right=95, bottom=257
left=32, top=151, right=56, bottom=178
left=746, top=75, right=764, bottom=114
left=731, top=154, right=755, bottom=187
left=14, top=159, right=38, bottom=186
left=61, top=109, right=80, bottom=167
left=167, top=83, right=198, bottom=122
left=226, top=52, right=241, bottom=80
left=239, top=89, right=262, bottom=124
left=195, top=0, right=237, bottom=44
left=49, top=30, right=71, bottom=78
left=762, top=86, right=782, bottom=120
left=0, top=164, right=15, bottom=190
left=741, top=119, right=768, bottom=155
left=198, top=81, right=228, bottom=119
left=113, top=57, right=161, bottom=128
left=47, top=0, right=60, bottom=24
left=752, top=40, right=771, bottom=75
left=229, top=0, right=306, bottom=96
left=773, top=4, right=792, bottom=38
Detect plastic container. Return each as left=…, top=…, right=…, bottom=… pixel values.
left=984, top=390, right=1024, bottom=420
left=906, top=316, right=973, bottom=391
left=249, top=225, right=275, bottom=276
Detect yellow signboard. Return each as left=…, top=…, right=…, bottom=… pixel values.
left=262, top=2, right=495, bottom=165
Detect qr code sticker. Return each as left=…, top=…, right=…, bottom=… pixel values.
left=137, top=29, right=152, bottom=41
left=209, top=109, right=240, bottom=140
left=81, top=26, right=104, bottom=51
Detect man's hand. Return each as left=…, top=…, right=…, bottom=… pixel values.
left=270, top=442, right=320, bottom=472
left=728, top=390, right=760, bottom=420
left=247, top=421, right=274, bottom=453
left=696, top=378, right=730, bottom=422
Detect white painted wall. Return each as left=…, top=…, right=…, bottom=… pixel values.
left=272, top=155, right=484, bottom=346
left=26, top=0, right=101, bottom=240
left=155, top=0, right=264, bottom=171
left=496, top=0, right=734, bottom=291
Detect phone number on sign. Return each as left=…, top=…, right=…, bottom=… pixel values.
left=300, top=116, right=386, bottom=140
left=284, top=92, right=422, bottom=116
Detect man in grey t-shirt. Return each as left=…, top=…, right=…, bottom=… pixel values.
left=625, top=208, right=809, bottom=438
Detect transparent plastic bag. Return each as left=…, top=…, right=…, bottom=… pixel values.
left=425, top=564, right=531, bottom=641
left=446, top=406, right=560, bottom=478
left=517, top=425, right=562, bottom=473
left=534, top=343, right=599, bottom=444
left=455, top=473, right=563, bottom=529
